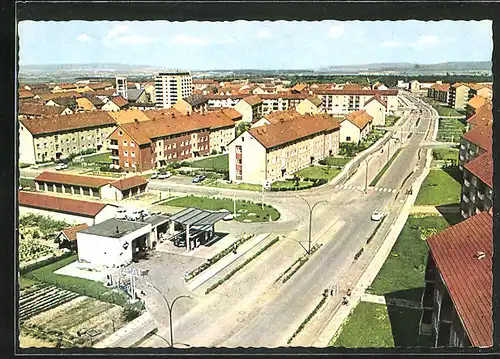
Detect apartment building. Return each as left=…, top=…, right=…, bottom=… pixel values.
left=466, top=102, right=493, bottom=130
left=465, top=95, right=488, bottom=118
left=234, top=95, right=264, bottom=123
left=458, top=119, right=492, bottom=169
left=102, top=96, right=129, bottom=112
left=19, top=102, right=73, bottom=117
left=312, top=89, right=398, bottom=115
left=116, top=76, right=128, bottom=99
left=296, top=96, right=324, bottom=115
left=448, top=83, right=470, bottom=111
left=173, top=94, right=209, bottom=115
left=338, top=110, right=373, bottom=144
left=468, top=83, right=492, bottom=101
left=206, top=94, right=245, bottom=108
left=19, top=111, right=117, bottom=164
left=461, top=151, right=492, bottom=219
left=228, top=114, right=340, bottom=184
left=155, top=71, right=193, bottom=109
left=363, top=95, right=387, bottom=126
left=107, top=111, right=236, bottom=172
left=409, top=80, right=421, bottom=93
left=428, top=84, right=450, bottom=103
left=260, top=93, right=307, bottom=115
left=421, top=209, right=492, bottom=348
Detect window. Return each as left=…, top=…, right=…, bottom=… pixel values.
left=181, top=150, right=184, bottom=155
left=130, top=141, right=135, bottom=147
left=168, top=144, right=171, bottom=150
left=73, top=137, right=76, bottom=142
left=124, top=150, right=128, bottom=157
left=132, top=162, right=136, bottom=168
left=54, top=135, right=58, bottom=141
left=131, top=152, right=135, bottom=158
left=173, top=153, right=177, bottom=158
left=124, top=161, right=129, bottom=167
left=346, top=136, right=351, bottom=142
left=66, top=139, right=69, bottom=143
left=123, top=140, right=128, bottom=146
left=119, top=130, right=123, bottom=136
left=44, top=142, right=47, bottom=148
left=36, top=143, right=40, bottom=148
left=173, top=143, right=176, bottom=149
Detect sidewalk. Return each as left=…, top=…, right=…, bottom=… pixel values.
left=93, top=312, right=156, bottom=348
left=361, top=293, right=421, bottom=310
left=186, top=233, right=270, bottom=292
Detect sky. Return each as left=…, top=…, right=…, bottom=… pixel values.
left=18, top=20, right=492, bottom=70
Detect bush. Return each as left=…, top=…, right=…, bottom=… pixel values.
left=211, top=149, right=218, bottom=155
left=19, top=163, right=31, bottom=168
left=179, top=161, right=192, bottom=167
left=122, top=302, right=144, bottom=322
left=99, top=165, right=123, bottom=172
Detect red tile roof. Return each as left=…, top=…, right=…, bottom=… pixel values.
left=206, top=94, right=247, bottom=100
left=343, top=110, right=373, bottom=130
left=462, top=122, right=492, bottom=152
left=436, top=84, right=450, bottom=92
left=60, top=223, right=89, bottom=241
left=467, top=95, right=488, bottom=110
left=18, top=191, right=111, bottom=218
left=34, top=171, right=113, bottom=188
left=248, top=112, right=340, bottom=149
left=365, top=94, right=387, bottom=107
left=291, top=83, right=308, bottom=92
left=111, top=175, right=148, bottom=191
left=111, top=96, right=129, bottom=108
left=88, top=82, right=113, bottom=90
left=219, top=108, right=243, bottom=121
left=19, top=90, right=35, bottom=99
left=19, top=111, right=116, bottom=135
left=259, top=93, right=308, bottom=100
left=426, top=210, right=493, bottom=348
left=55, top=83, right=78, bottom=90
left=467, top=103, right=493, bottom=128
left=19, top=103, right=68, bottom=116
left=343, top=83, right=366, bottom=91
left=242, top=95, right=263, bottom=106
left=313, top=89, right=398, bottom=96
left=464, top=151, right=493, bottom=188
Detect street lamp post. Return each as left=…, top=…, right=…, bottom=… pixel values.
left=364, top=154, right=381, bottom=193
left=295, top=196, right=328, bottom=255
left=146, top=282, right=193, bottom=348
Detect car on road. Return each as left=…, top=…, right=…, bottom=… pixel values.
left=54, top=163, right=69, bottom=170
left=150, top=172, right=159, bottom=179
left=371, top=210, right=384, bottom=221
left=192, top=175, right=206, bottom=183
left=126, top=209, right=142, bottom=221
left=138, top=209, right=150, bottom=219
left=158, top=172, right=172, bottom=179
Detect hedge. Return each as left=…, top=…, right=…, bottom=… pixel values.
left=205, top=237, right=280, bottom=294
left=184, top=234, right=255, bottom=282
left=270, top=178, right=327, bottom=192
left=287, top=295, right=327, bottom=344
left=19, top=250, right=74, bottom=275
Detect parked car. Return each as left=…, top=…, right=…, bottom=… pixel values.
left=150, top=172, right=159, bottom=179
left=371, top=210, right=384, bottom=221
left=116, top=207, right=128, bottom=219
left=192, top=175, right=206, bottom=183
left=54, top=163, right=69, bottom=170
left=150, top=211, right=162, bottom=216
left=139, top=209, right=150, bottom=219
left=158, top=172, right=172, bottom=179
left=126, top=209, right=142, bottom=221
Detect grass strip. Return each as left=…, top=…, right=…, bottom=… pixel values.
left=205, top=237, right=280, bottom=294
left=282, top=244, right=321, bottom=284
left=370, top=148, right=402, bottom=187
left=131, top=328, right=158, bottom=348
left=287, top=296, right=327, bottom=345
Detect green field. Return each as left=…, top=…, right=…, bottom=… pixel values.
left=204, top=181, right=263, bottom=192
left=296, top=166, right=341, bottom=181
left=190, top=154, right=229, bottom=171
left=367, top=215, right=451, bottom=302
left=320, top=156, right=352, bottom=167
left=271, top=179, right=315, bottom=190
left=415, top=167, right=462, bottom=206
left=437, top=118, right=466, bottom=142
left=435, top=105, right=463, bottom=117
left=164, top=195, right=280, bottom=222
left=432, top=147, right=459, bottom=162
left=331, top=302, right=433, bottom=348
left=82, top=152, right=112, bottom=164
left=384, top=116, right=400, bottom=127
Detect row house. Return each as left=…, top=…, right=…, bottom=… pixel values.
left=234, top=95, right=264, bottom=123
left=428, top=84, right=450, bottom=104
left=260, top=93, right=308, bottom=115
left=173, top=94, right=209, bottom=115
left=448, top=83, right=470, bottom=111
left=465, top=95, right=489, bottom=119
left=458, top=117, right=492, bottom=170
left=296, top=96, right=324, bottom=115
left=466, top=102, right=493, bottom=131
left=228, top=113, right=340, bottom=184
left=18, top=102, right=73, bottom=117
left=34, top=171, right=148, bottom=201
left=107, top=111, right=236, bottom=172
left=339, top=110, right=374, bottom=144
left=312, top=89, right=399, bottom=115
left=19, top=111, right=117, bottom=164
left=461, top=151, right=492, bottom=218
left=206, top=94, right=246, bottom=108
left=421, top=209, right=492, bottom=348
left=468, top=83, right=492, bottom=102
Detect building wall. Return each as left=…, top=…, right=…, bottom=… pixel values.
left=449, top=86, right=470, bottom=111
left=296, top=99, right=319, bottom=115
left=318, top=94, right=398, bottom=115
left=458, top=138, right=486, bottom=170
left=77, top=224, right=151, bottom=267
left=228, top=132, right=267, bottom=184
left=339, top=120, right=363, bottom=144
left=19, top=123, right=36, bottom=164
left=209, top=126, right=236, bottom=153
left=155, top=73, right=193, bottom=109
left=364, top=101, right=386, bottom=126
left=94, top=205, right=119, bottom=224
left=207, top=98, right=240, bottom=108
left=31, top=125, right=115, bottom=163
left=19, top=205, right=97, bottom=226
left=101, top=101, right=121, bottom=112
left=461, top=169, right=493, bottom=219
left=234, top=101, right=253, bottom=123
left=173, top=98, right=192, bottom=115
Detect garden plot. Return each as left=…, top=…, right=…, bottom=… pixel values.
left=19, top=285, right=80, bottom=321
left=24, top=296, right=126, bottom=347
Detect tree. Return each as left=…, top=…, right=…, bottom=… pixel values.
left=236, top=122, right=251, bottom=137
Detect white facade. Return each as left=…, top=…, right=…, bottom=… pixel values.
left=155, top=72, right=193, bottom=109
left=207, top=98, right=241, bottom=108
left=77, top=224, right=151, bottom=267
left=19, top=122, right=36, bottom=164
left=364, top=100, right=386, bottom=126
left=228, top=131, right=267, bottom=184
left=116, top=76, right=128, bottom=99
left=339, top=120, right=370, bottom=144
left=233, top=101, right=253, bottom=123
left=101, top=101, right=121, bottom=112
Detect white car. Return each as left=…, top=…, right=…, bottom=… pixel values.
left=116, top=207, right=128, bottom=219
left=126, top=209, right=142, bottom=221
left=139, top=209, right=150, bottom=219
left=158, top=172, right=172, bottom=179
left=371, top=210, right=384, bottom=221
left=223, top=213, right=234, bottom=221
left=150, top=172, right=159, bottom=179
left=54, top=163, right=69, bottom=170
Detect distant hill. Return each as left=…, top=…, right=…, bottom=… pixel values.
left=319, top=61, right=492, bottom=73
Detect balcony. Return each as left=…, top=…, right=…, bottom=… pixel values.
left=463, top=178, right=470, bottom=187
left=462, top=194, right=470, bottom=203
left=477, top=191, right=485, bottom=200
left=108, top=143, right=119, bottom=150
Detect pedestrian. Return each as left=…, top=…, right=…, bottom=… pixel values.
left=342, top=296, right=348, bottom=305
left=233, top=243, right=237, bottom=255
left=330, top=289, right=334, bottom=296
left=347, top=288, right=351, bottom=297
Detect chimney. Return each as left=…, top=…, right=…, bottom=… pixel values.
left=474, top=251, right=486, bottom=260
left=116, top=226, right=120, bottom=234
left=134, top=118, right=139, bottom=123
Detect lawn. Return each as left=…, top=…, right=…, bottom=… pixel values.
left=319, top=156, right=352, bottom=167
left=437, top=118, right=466, bottom=143
left=190, top=154, right=229, bottom=171
left=271, top=179, right=315, bottom=191
left=432, top=147, right=459, bottom=162
left=384, top=115, right=400, bottom=127
left=367, top=215, right=451, bottom=302
left=82, top=151, right=112, bottom=164
left=414, top=167, right=462, bottom=206
left=331, top=302, right=433, bottom=348
left=20, top=178, right=36, bottom=190
left=296, top=166, right=341, bottom=181
left=164, top=195, right=280, bottom=222
left=204, top=181, right=263, bottom=192
left=22, top=255, right=129, bottom=306
left=435, top=105, right=463, bottom=117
